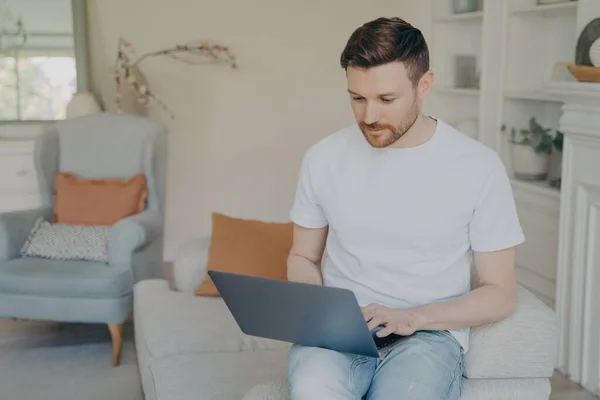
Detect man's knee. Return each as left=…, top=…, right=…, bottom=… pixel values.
left=287, top=344, right=358, bottom=399
left=287, top=345, right=338, bottom=386
left=368, top=331, right=463, bottom=400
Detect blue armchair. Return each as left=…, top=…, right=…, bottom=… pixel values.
left=0, top=113, right=167, bottom=366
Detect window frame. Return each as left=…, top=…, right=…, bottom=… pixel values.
left=0, top=0, right=90, bottom=124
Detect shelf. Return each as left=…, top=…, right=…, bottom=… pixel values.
left=504, top=90, right=564, bottom=103
left=542, top=81, right=600, bottom=105
left=435, top=11, right=483, bottom=22
left=511, top=178, right=561, bottom=200
left=510, top=2, right=577, bottom=17
left=436, top=87, right=480, bottom=96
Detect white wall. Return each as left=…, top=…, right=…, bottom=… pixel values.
left=86, top=0, right=421, bottom=260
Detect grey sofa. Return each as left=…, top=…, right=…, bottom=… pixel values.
left=0, top=113, right=167, bottom=366
left=134, top=237, right=559, bottom=399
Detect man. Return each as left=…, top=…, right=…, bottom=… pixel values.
left=286, top=17, right=524, bottom=399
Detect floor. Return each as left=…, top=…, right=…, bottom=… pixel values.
left=0, top=318, right=142, bottom=400
left=551, top=371, right=598, bottom=399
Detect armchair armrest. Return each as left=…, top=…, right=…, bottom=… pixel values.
left=173, top=237, right=211, bottom=293
left=108, top=210, right=163, bottom=268
left=0, top=208, right=52, bottom=260
left=463, top=284, right=558, bottom=380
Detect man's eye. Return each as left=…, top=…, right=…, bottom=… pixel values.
left=382, top=98, right=394, bottom=104
left=353, top=97, right=364, bottom=101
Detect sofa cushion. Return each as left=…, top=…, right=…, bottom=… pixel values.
left=134, top=280, right=289, bottom=363
left=194, top=212, right=293, bottom=296
left=464, top=285, right=557, bottom=379
left=0, top=257, right=132, bottom=298
left=146, top=350, right=289, bottom=400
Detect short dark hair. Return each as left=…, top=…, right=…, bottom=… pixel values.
left=340, top=17, right=429, bottom=87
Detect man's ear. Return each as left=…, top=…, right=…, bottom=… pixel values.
left=417, top=70, right=434, bottom=100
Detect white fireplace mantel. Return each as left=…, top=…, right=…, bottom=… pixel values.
left=549, top=82, right=600, bottom=396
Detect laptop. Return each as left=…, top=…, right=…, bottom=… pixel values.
left=208, top=270, right=414, bottom=358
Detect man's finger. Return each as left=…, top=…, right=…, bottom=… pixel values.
left=376, top=324, right=395, bottom=337
left=362, top=306, right=378, bottom=321
left=367, top=317, right=384, bottom=332
left=361, top=304, right=377, bottom=315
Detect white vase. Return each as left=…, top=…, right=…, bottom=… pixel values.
left=66, top=91, right=102, bottom=118
left=510, top=143, right=550, bottom=181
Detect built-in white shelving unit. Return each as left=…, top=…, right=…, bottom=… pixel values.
left=435, top=10, right=484, bottom=22
left=510, top=1, right=577, bottom=16
left=422, top=0, right=594, bottom=309
left=436, top=87, right=481, bottom=96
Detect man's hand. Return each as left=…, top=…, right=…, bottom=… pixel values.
left=361, top=304, right=423, bottom=337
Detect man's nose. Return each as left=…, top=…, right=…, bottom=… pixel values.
left=363, top=103, right=380, bottom=125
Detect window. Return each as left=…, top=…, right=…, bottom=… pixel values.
left=0, top=53, right=77, bottom=120
left=1, top=0, right=82, bottom=121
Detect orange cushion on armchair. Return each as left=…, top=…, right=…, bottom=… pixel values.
left=194, top=212, right=293, bottom=297
left=53, top=172, right=148, bottom=226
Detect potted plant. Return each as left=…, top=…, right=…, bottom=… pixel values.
left=548, top=130, right=563, bottom=188
left=501, top=118, right=554, bottom=181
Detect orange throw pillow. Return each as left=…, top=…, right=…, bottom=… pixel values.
left=194, top=212, right=293, bottom=297
left=53, top=172, right=148, bottom=226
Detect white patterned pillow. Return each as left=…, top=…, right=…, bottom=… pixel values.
left=20, top=218, right=109, bottom=263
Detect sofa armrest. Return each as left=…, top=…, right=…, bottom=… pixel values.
left=0, top=207, right=52, bottom=260
left=464, top=284, right=558, bottom=379
left=108, top=210, right=162, bottom=268
left=173, top=237, right=211, bottom=293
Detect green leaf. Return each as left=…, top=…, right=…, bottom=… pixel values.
left=535, top=134, right=553, bottom=154
left=553, top=130, right=564, bottom=151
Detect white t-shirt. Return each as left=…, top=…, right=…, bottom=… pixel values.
left=290, top=118, right=525, bottom=353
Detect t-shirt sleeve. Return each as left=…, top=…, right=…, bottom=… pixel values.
left=468, top=155, right=525, bottom=252
left=290, top=150, right=328, bottom=229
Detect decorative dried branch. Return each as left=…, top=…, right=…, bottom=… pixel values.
left=112, top=37, right=237, bottom=119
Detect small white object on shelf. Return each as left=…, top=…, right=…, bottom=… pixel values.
left=66, top=91, right=102, bottom=119
left=589, top=38, right=600, bottom=67
left=510, top=143, right=550, bottom=181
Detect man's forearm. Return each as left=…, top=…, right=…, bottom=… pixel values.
left=287, top=253, right=323, bottom=285
left=413, top=284, right=517, bottom=331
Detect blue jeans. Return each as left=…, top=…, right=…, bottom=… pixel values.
left=287, top=330, right=463, bottom=400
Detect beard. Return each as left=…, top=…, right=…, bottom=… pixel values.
left=359, top=97, right=420, bottom=148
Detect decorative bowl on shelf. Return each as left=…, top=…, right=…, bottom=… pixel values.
left=567, top=64, right=600, bottom=83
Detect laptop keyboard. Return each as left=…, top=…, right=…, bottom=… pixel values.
left=373, top=333, right=404, bottom=350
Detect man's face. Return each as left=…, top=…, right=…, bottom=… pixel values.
left=347, top=62, right=431, bottom=148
